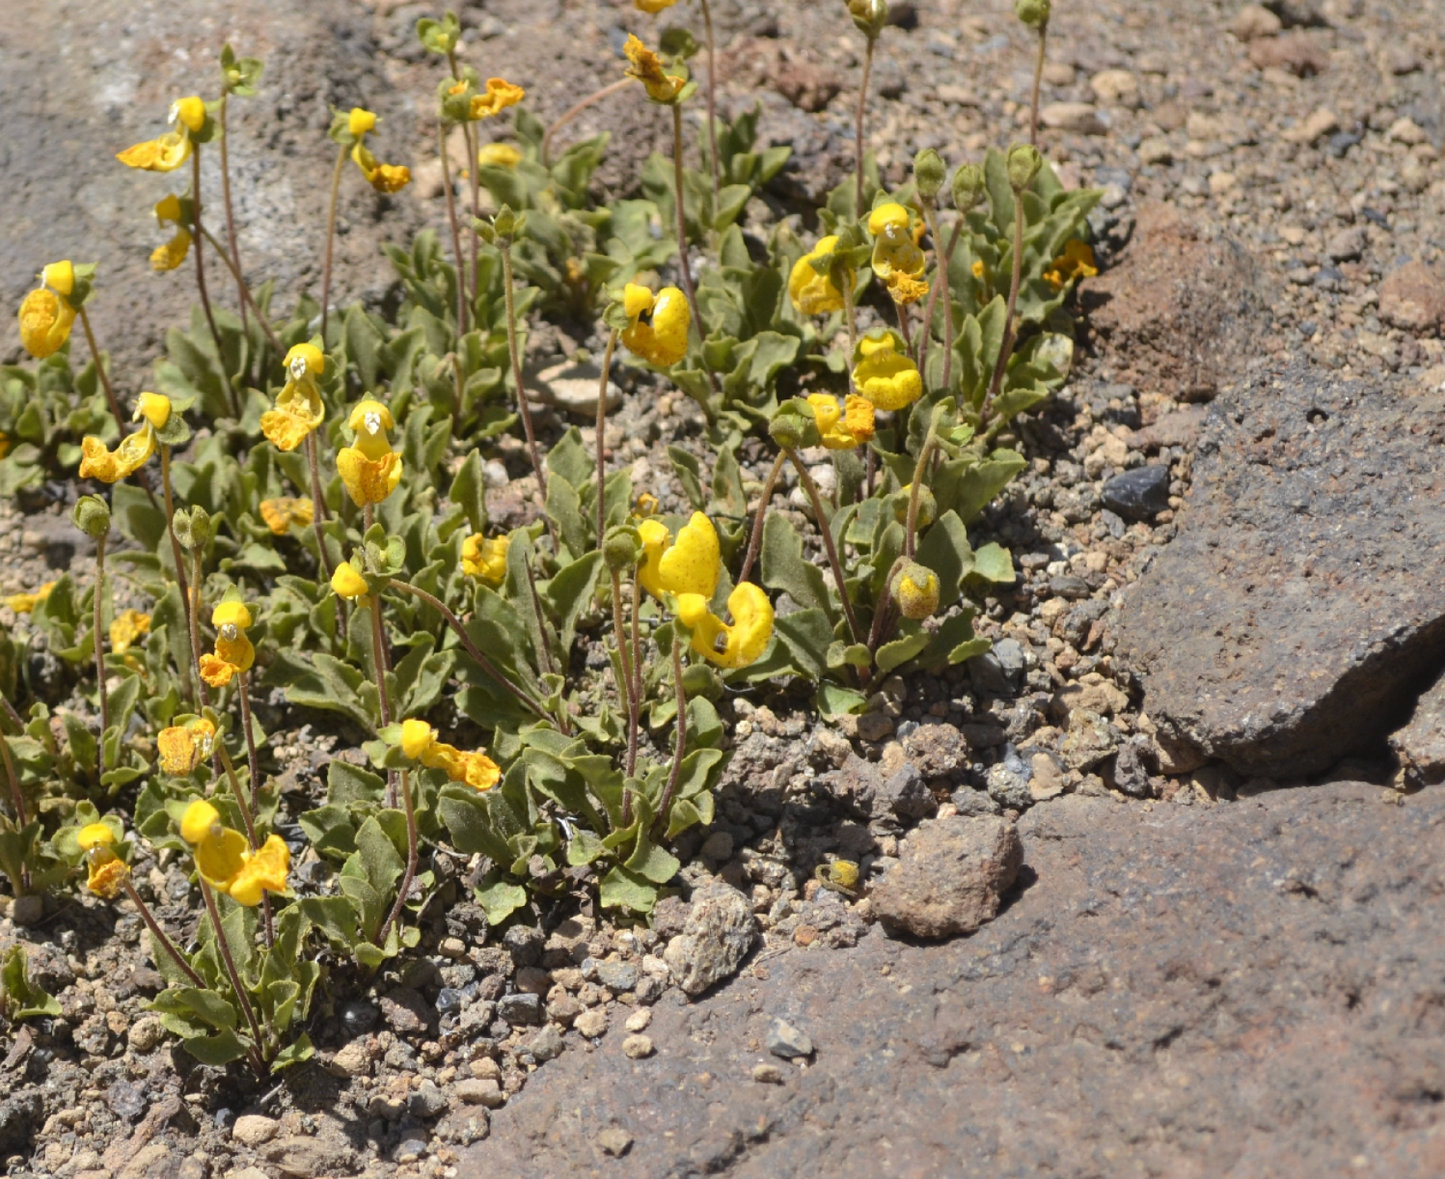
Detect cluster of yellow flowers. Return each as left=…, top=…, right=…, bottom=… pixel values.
left=462, top=533, right=509, bottom=585
left=638, top=512, right=775, bottom=669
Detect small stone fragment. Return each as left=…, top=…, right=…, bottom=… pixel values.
left=408, top=1080, right=449, bottom=1119
left=1090, top=69, right=1139, bottom=107
left=752, top=1063, right=784, bottom=1084
left=871, top=815, right=1024, bottom=940
left=662, top=882, right=758, bottom=996
left=574, top=1009, right=608, bottom=1038
left=766, top=1019, right=814, bottom=1059
left=622, top=1034, right=654, bottom=1059
left=455, top=1079, right=505, bottom=1109
left=624, top=1008, right=652, bottom=1033
left=1101, top=466, right=1171, bottom=521
left=529, top=1025, right=565, bottom=1062
left=126, top=1016, right=166, bottom=1054
left=1247, top=31, right=1328, bottom=76
left=598, top=1127, right=634, bottom=1157
left=1229, top=3, right=1282, bottom=40
left=327, top=1040, right=372, bottom=1079
left=232, top=1115, right=281, bottom=1147
left=1040, top=102, right=1106, bottom=135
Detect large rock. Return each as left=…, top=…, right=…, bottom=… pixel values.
left=1115, top=363, right=1445, bottom=777
left=871, top=814, right=1022, bottom=939
left=466, top=783, right=1445, bottom=1178
left=1083, top=201, right=1271, bottom=402
left=1392, top=672, right=1445, bottom=786
left=662, top=881, right=757, bottom=996
left=0, top=0, right=422, bottom=384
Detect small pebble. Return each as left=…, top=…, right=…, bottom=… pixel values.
left=766, top=1019, right=814, bottom=1059
left=624, top=1008, right=652, bottom=1033
left=752, top=1063, right=784, bottom=1084
left=622, top=1034, right=654, bottom=1059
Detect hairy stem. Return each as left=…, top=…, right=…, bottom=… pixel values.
left=439, top=123, right=468, bottom=335
left=121, top=877, right=204, bottom=988
left=608, top=569, right=637, bottom=749
left=738, top=450, right=786, bottom=587
left=595, top=327, right=619, bottom=546
left=200, top=880, right=268, bottom=1074
left=367, top=594, right=393, bottom=730
left=320, top=143, right=347, bottom=343
left=919, top=216, right=964, bottom=394
left=786, top=448, right=862, bottom=644
left=855, top=35, right=876, bottom=219
left=700, top=0, right=721, bottom=204
left=303, top=433, right=336, bottom=585
left=76, top=305, right=126, bottom=435
left=904, top=431, right=939, bottom=559
left=191, top=146, right=238, bottom=418
left=1030, top=21, right=1049, bottom=149
left=93, top=535, right=109, bottom=765
left=982, top=194, right=1027, bottom=430
left=652, top=633, right=688, bottom=839
left=627, top=575, right=642, bottom=778
left=163, top=446, right=202, bottom=707
left=376, top=770, right=416, bottom=952
left=499, top=244, right=552, bottom=539
left=218, top=91, right=248, bottom=335
left=669, top=104, right=716, bottom=402
left=200, top=225, right=283, bottom=359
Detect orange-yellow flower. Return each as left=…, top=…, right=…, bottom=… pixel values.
left=116, top=97, right=207, bottom=173
left=17, top=261, right=80, bottom=359
left=157, top=717, right=217, bottom=775
left=788, top=236, right=852, bottom=317
left=1043, top=240, right=1098, bottom=291
left=620, top=282, right=690, bottom=367
left=852, top=330, right=923, bottom=411
left=807, top=393, right=876, bottom=450
left=462, top=534, right=509, bottom=585
left=109, top=609, right=151, bottom=655
left=5, top=581, right=56, bottom=614
left=149, top=195, right=192, bottom=272
left=258, top=497, right=315, bottom=535
left=335, top=399, right=402, bottom=507
left=260, top=344, right=326, bottom=452
left=179, top=800, right=289, bottom=906
left=477, top=143, right=522, bottom=169
left=199, top=601, right=254, bottom=688
left=469, top=78, right=525, bottom=119
left=398, top=718, right=500, bottom=792
left=351, top=142, right=412, bottom=193
left=624, top=34, right=685, bottom=104
left=79, top=428, right=157, bottom=484
left=868, top=202, right=926, bottom=283
left=675, top=583, right=775, bottom=670
left=637, top=511, right=720, bottom=601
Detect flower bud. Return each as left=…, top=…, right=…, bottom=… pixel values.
left=73, top=495, right=111, bottom=541
left=892, top=561, right=940, bottom=620
left=173, top=505, right=212, bottom=551
left=1015, top=0, right=1051, bottom=29
left=951, top=163, right=985, bottom=213
left=603, top=525, right=642, bottom=573
left=892, top=483, right=936, bottom=528
left=1006, top=143, right=1043, bottom=193
left=768, top=404, right=817, bottom=451
left=913, top=149, right=946, bottom=200
left=846, top=0, right=888, bottom=38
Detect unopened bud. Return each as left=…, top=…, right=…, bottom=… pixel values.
left=893, top=484, right=936, bottom=528
left=1015, top=0, right=1051, bottom=30
left=1006, top=143, right=1042, bottom=193
left=73, top=495, right=110, bottom=541
left=892, top=561, right=940, bottom=620
left=845, top=0, right=888, bottom=39
left=913, top=149, right=946, bottom=200
left=603, top=525, right=641, bottom=573
left=951, top=163, right=985, bottom=212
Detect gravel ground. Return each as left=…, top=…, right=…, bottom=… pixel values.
left=3, top=0, right=1445, bottom=1176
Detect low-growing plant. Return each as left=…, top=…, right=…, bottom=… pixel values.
left=0, top=0, right=1098, bottom=1071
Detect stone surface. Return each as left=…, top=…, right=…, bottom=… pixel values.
left=528, top=1025, right=565, bottom=1062
left=1100, top=465, right=1171, bottom=520
left=870, top=815, right=1023, bottom=940
left=1379, top=261, right=1445, bottom=336
left=0, top=0, right=421, bottom=385
left=1114, top=363, right=1445, bottom=777
left=1391, top=671, right=1445, bottom=787
left=1039, top=102, right=1107, bottom=135
left=621, top=1034, right=654, bottom=1059
left=1248, top=30, right=1330, bottom=75
left=1083, top=201, right=1271, bottom=401
left=230, top=1115, right=279, bottom=1147
left=466, top=784, right=1445, bottom=1178
left=1229, top=3, right=1283, bottom=39
left=766, top=1019, right=814, bottom=1059
left=662, top=881, right=758, bottom=996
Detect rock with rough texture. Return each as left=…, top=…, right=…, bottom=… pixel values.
left=1379, top=261, right=1445, bottom=336
left=1115, top=363, right=1445, bottom=776
left=468, top=784, right=1445, bottom=1178
left=1083, top=202, right=1271, bottom=401
left=662, top=882, right=758, bottom=996
left=1229, top=3, right=1283, bottom=39
left=1101, top=465, right=1171, bottom=520
left=0, top=0, right=421, bottom=385
left=870, top=815, right=1023, bottom=939
left=231, top=1115, right=280, bottom=1147
left=1248, top=30, right=1329, bottom=75
left=1039, top=102, right=1107, bottom=135
left=766, top=1019, right=814, bottom=1059
left=1391, top=672, right=1445, bottom=786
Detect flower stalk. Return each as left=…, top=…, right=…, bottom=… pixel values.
left=199, top=878, right=268, bottom=1075
left=785, top=448, right=862, bottom=645
left=375, top=770, right=416, bottom=951
left=738, top=451, right=786, bottom=586
left=320, top=143, right=348, bottom=343
left=982, top=191, right=1028, bottom=429
left=163, top=446, right=202, bottom=707
left=497, top=240, right=553, bottom=536
left=190, top=147, right=238, bottom=418
left=595, top=327, right=619, bottom=546
left=855, top=34, right=877, bottom=219
left=120, top=876, right=204, bottom=988
left=439, top=124, right=469, bottom=335
left=218, top=90, right=248, bottom=335
left=92, top=534, right=110, bottom=764
left=652, top=632, right=688, bottom=838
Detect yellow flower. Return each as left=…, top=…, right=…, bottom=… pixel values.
left=676, top=583, right=775, bottom=669
left=620, top=282, right=690, bottom=367
left=469, top=78, right=525, bottom=119
left=18, top=287, right=76, bottom=359
left=5, top=581, right=56, bottom=614
left=852, top=332, right=922, bottom=411
left=807, top=393, right=876, bottom=450
left=109, top=609, right=151, bottom=655
left=624, top=34, right=686, bottom=104
left=43, top=261, right=75, bottom=297
left=658, top=512, right=721, bottom=598
left=636, top=0, right=679, bottom=10
left=258, top=497, right=314, bottom=535
left=971, top=259, right=987, bottom=281
left=200, top=601, right=254, bottom=688
left=462, top=534, right=509, bottom=585
left=148, top=195, right=192, bottom=272
left=1043, top=240, right=1098, bottom=291
left=636, top=518, right=671, bottom=599
left=226, top=835, right=291, bottom=907
left=823, top=859, right=860, bottom=890
left=884, top=272, right=929, bottom=305
left=116, top=97, right=205, bottom=173
left=336, top=398, right=402, bottom=507
left=477, top=143, right=522, bottom=168
left=633, top=492, right=660, bottom=518
left=869, top=202, right=926, bottom=282
left=351, top=142, right=412, bottom=193
left=85, top=846, right=130, bottom=899
left=79, top=427, right=157, bottom=483
left=260, top=344, right=326, bottom=452
left=893, top=562, right=940, bottom=619
left=134, top=392, right=171, bottom=429
left=788, top=235, right=852, bottom=317
left=399, top=717, right=500, bottom=792
left=77, top=823, right=116, bottom=852
left=157, top=717, right=216, bottom=775
left=331, top=561, right=371, bottom=601
left=348, top=107, right=378, bottom=138
left=180, top=799, right=249, bottom=887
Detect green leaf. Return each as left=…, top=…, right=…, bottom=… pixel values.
left=0, top=946, right=61, bottom=1019
left=816, top=683, right=867, bottom=718
left=545, top=551, right=602, bottom=659
left=625, top=836, right=681, bottom=885
left=761, top=511, right=833, bottom=619
left=913, top=510, right=974, bottom=609
left=972, top=542, right=1016, bottom=585
left=876, top=629, right=930, bottom=673
left=565, top=829, right=607, bottom=866
left=475, top=874, right=529, bottom=924
left=449, top=450, right=488, bottom=535
left=667, top=446, right=706, bottom=512
left=773, top=608, right=832, bottom=682
left=181, top=1029, right=250, bottom=1067
left=599, top=865, right=658, bottom=913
